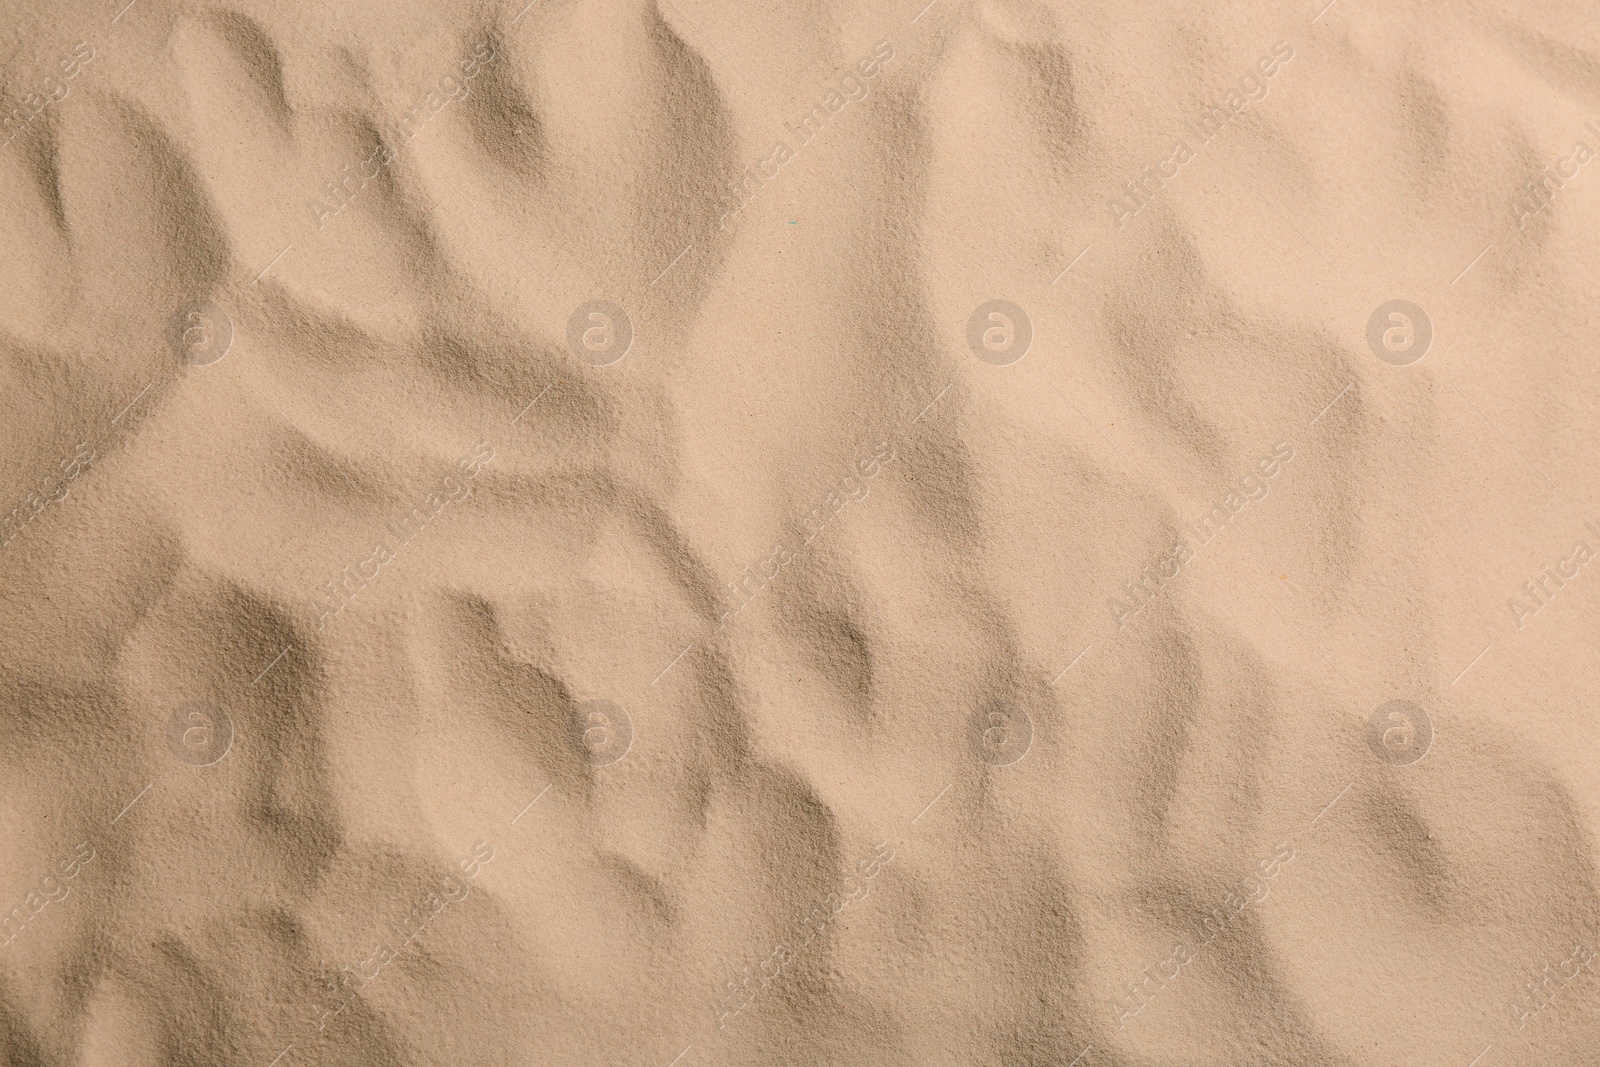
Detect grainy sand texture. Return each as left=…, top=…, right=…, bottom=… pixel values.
left=3, top=0, right=1600, bottom=1064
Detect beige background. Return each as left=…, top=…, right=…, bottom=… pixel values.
left=1, top=0, right=1598, bottom=1064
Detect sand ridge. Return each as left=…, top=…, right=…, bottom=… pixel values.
left=1, top=0, right=1599, bottom=1064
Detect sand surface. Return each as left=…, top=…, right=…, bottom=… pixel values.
left=3, top=0, right=1600, bottom=1063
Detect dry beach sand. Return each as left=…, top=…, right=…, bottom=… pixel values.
left=3, top=0, right=1600, bottom=1063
